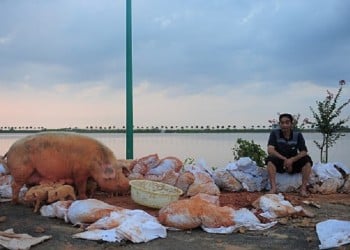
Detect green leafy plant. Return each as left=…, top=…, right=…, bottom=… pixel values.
left=310, top=80, right=350, bottom=163
left=183, top=157, right=195, bottom=165
left=232, top=138, right=267, bottom=167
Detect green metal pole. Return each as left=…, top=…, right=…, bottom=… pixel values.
left=126, top=0, right=133, bottom=159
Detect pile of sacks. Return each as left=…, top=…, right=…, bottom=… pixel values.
left=213, top=157, right=268, bottom=192
left=127, top=154, right=220, bottom=197
left=40, top=192, right=316, bottom=242
left=309, top=162, right=350, bottom=194
left=40, top=199, right=167, bottom=243
left=158, top=192, right=315, bottom=233
left=128, top=154, right=350, bottom=196
left=1, top=154, right=349, bottom=202
left=211, top=157, right=350, bottom=194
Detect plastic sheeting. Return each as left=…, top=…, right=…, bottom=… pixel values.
left=316, top=219, right=350, bottom=249
left=0, top=228, right=51, bottom=250
left=225, top=157, right=268, bottom=192
left=0, top=164, right=8, bottom=175
left=74, top=209, right=167, bottom=243
left=252, top=193, right=314, bottom=219
left=41, top=199, right=167, bottom=243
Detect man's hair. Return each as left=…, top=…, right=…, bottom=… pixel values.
left=279, top=113, right=293, bottom=123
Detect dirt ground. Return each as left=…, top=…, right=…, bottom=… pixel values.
left=1, top=191, right=350, bottom=250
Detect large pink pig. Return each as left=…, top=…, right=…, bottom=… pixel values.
left=5, top=132, right=130, bottom=203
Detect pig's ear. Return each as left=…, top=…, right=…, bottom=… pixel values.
left=130, top=160, right=137, bottom=170
left=102, top=165, right=116, bottom=179
left=122, top=166, right=130, bottom=177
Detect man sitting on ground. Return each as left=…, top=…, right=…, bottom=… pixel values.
left=266, top=113, right=313, bottom=197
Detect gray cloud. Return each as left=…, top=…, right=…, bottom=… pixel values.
left=130, top=0, right=350, bottom=90
left=0, top=0, right=348, bottom=92
left=0, top=0, right=125, bottom=86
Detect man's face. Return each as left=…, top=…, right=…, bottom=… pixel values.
left=279, top=117, right=293, bottom=132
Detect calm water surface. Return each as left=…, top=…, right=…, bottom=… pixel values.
left=0, top=132, right=348, bottom=168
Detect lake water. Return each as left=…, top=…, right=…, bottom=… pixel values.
left=0, top=132, right=348, bottom=168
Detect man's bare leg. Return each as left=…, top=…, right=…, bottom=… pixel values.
left=267, top=162, right=277, bottom=194
left=300, top=162, right=312, bottom=197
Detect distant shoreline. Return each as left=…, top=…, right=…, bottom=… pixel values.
left=0, top=128, right=349, bottom=134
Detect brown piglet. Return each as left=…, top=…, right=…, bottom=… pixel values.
left=24, top=185, right=54, bottom=213
left=47, top=185, right=76, bottom=203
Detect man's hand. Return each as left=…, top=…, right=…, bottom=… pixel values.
left=283, top=158, right=293, bottom=173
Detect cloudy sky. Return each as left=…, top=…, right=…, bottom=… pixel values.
left=0, top=0, right=349, bottom=129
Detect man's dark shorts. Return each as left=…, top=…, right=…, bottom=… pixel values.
left=265, top=155, right=313, bottom=174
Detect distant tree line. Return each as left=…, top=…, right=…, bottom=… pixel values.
left=0, top=124, right=349, bottom=134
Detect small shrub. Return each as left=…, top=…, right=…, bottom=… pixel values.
left=232, top=138, right=267, bottom=167
left=309, top=80, right=350, bottom=162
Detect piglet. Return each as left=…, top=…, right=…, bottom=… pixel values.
left=24, top=185, right=54, bottom=213
left=47, top=185, right=76, bottom=203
